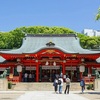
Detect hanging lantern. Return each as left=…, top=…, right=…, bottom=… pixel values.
left=45, top=61, right=49, bottom=65
left=79, top=65, right=85, bottom=72
left=17, top=65, right=22, bottom=72
left=53, top=61, right=56, bottom=66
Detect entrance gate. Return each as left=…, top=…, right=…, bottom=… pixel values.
left=39, top=66, right=62, bottom=82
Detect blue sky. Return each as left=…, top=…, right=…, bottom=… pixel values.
left=0, top=0, right=100, bottom=33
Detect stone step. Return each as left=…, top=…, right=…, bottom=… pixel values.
left=12, top=82, right=81, bottom=91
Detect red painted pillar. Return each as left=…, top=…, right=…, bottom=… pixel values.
left=89, top=67, right=92, bottom=74
left=10, top=66, right=13, bottom=73
left=80, top=72, right=83, bottom=79
left=62, top=62, right=66, bottom=82
left=62, top=63, right=65, bottom=75
left=36, top=61, right=39, bottom=82
left=19, top=72, right=22, bottom=82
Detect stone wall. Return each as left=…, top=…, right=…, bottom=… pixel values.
left=0, top=78, right=8, bottom=90
left=94, top=79, right=100, bottom=91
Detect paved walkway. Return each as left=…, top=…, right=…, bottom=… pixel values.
left=17, top=91, right=90, bottom=100
left=0, top=91, right=25, bottom=100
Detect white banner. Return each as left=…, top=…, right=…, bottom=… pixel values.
left=42, top=66, right=60, bottom=69
left=26, top=67, right=36, bottom=70
left=66, top=67, right=76, bottom=70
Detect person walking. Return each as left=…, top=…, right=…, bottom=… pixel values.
left=64, top=76, right=71, bottom=94
left=53, top=77, right=58, bottom=93
left=58, top=76, right=63, bottom=94
left=80, top=78, right=85, bottom=93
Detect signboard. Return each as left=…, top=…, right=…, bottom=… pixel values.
left=66, top=67, right=76, bottom=70
left=42, top=66, right=60, bottom=69
left=26, top=67, right=36, bottom=70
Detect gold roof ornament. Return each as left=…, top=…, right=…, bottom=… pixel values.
left=46, top=50, right=55, bottom=54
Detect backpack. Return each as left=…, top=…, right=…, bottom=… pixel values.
left=80, top=80, right=84, bottom=86
left=53, top=79, right=57, bottom=86
left=58, top=80, right=61, bottom=85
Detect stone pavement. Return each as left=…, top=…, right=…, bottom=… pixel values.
left=0, top=91, right=25, bottom=100
left=0, top=82, right=100, bottom=100
left=0, top=91, right=100, bottom=100
left=16, top=91, right=90, bottom=100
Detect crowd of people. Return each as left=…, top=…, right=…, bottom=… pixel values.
left=53, top=74, right=71, bottom=94
left=22, top=72, right=35, bottom=82
left=53, top=74, right=85, bottom=94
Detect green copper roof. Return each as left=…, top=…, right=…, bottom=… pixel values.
left=0, top=34, right=100, bottom=54
left=0, top=56, right=6, bottom=63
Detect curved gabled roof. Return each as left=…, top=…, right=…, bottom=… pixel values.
left=0, top=34, right=100, bottom=54
left=0, top=56, right=6, bottom=63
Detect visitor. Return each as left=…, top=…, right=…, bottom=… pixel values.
left=80, top=78, right=85, bottom=93
left=58, top=76, right=63, bottom=94
left=24, top=72, right=28, bottom=82
left=64, top=75, right=71, bottom=94
left=60, top=72, right=63, bottom=77
left=29, top=73, right=32, bottom=82
left=53, top=77, right=58, bottom=93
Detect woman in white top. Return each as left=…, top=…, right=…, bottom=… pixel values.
left=58, top=76, right=63, bottom=94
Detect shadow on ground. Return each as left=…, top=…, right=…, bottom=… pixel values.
left=75, top=91, right=100, bottom=95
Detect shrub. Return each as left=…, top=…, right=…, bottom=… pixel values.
left=87, top=84, right=93, bottom=90
left=8, top=81, right=12, bottom=89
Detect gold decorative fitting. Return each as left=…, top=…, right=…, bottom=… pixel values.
left=25, top=55, right=29, bottom=57
left=72, top=55, right=76, bottom=57
left=17, top=58, right=21, bottom=62
left=46, top=50, right=55, bottom=54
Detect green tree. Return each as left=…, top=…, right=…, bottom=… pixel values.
left=10, top=28, right=25, bottom=48
left=0, top=32, right=14, bottom=49
left=96, top=7, right=100, bottom=20
left=0, top=26, right=100, bottom=50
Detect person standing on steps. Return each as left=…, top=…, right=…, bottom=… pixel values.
left=64, top=75, right=71, bottom=94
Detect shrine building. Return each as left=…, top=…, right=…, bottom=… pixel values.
left=0, top=34, right=100, bottom=82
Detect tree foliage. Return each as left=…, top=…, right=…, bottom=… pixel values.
left=96, top=7, right=100, bottom=20
left=0, top=26, right=100, bottom=50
